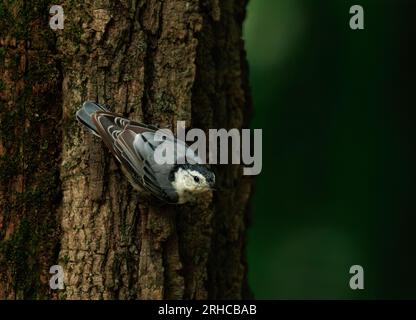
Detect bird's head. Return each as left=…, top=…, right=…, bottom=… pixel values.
left=169, top=164, right=215, bottom=203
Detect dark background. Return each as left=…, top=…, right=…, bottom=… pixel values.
left=245, top=0, right=416, bottom=299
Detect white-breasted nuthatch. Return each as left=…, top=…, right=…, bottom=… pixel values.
left=76, top=101, right=215, bottom=204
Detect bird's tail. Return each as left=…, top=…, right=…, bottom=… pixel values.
left=76, top=101, right=108, bottom=137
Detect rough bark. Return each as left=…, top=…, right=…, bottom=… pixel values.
left=0, top=0, right=252, bottom=299
left=0, top=0, right=62, bottom=299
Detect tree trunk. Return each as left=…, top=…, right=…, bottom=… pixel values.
left=0, top=0, right=252, bottom=300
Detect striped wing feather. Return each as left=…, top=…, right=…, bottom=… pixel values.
left=91, top=111, right=172, bottom=202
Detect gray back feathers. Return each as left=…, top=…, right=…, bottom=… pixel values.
left=76, top=101, right=184, bottom=203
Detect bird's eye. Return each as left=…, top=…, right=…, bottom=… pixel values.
left=193, top=176, right=200, bottom=183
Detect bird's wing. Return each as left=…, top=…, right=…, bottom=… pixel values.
left=92, top=112, right=176, bottom=202
left=125, top=121, right=203, bottom=164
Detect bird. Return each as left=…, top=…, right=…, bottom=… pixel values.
left=76, top=101, right=215, bottom=204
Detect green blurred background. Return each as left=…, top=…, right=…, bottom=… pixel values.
left=244, top=0, right=416, bottom=299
